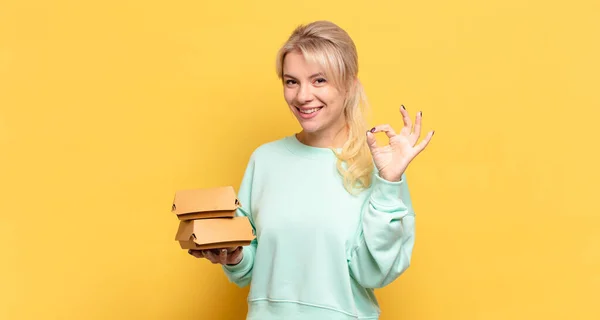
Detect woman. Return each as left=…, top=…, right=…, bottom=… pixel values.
left=189, top=20, right=434, bottom=319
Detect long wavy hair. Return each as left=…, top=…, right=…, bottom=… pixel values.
left=275, top=20, right=374, bottom=194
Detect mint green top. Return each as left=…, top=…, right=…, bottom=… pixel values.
left=222, top=135, right=416, bottom=320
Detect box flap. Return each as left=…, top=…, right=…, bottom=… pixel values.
left=175, top=220, right=194, bottom=241
left=172, top=186, right=240, bottom=216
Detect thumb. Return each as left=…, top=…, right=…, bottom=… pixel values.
left=366, top=130, right=378, bottom=153
left=219, top=249, right=228, bottom=264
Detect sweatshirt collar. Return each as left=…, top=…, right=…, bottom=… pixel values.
left=283, top=134, right=341, bottom=159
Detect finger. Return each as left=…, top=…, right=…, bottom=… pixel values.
left=370, top=124, right=397, bottom=138
left=411, top=111, right=422, bottom=145
left=204, top=250, right=219, bottom=264
left=414, top=130, right=434, bottom=154
left=399, top=105, right=413, bottom=134
left=188, top=249, right=204, bottom=259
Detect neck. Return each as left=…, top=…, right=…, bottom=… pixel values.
left=297, top=122, right=349, bottom=149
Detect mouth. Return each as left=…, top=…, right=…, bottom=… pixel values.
left=295, top=106, right=323, bottom=119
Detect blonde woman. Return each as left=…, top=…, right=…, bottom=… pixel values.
left=189, top=20, right=434, bottom=319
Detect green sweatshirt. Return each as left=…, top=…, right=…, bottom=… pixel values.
left=222, top=134, right=416, bottom=320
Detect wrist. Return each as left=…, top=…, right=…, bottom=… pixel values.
left=226, top=252, right=243, bottom=266
left=379, top=173, right=403, bottom=182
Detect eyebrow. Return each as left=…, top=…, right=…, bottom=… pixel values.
left=283, top=73, right=325, bottom=79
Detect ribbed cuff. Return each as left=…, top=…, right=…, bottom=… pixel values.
left=369, top=173, right=407, bottom=211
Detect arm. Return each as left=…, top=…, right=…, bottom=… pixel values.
left=221, top=209, right=257, bottom=288
left=221, top=155, right=258, bottom=288
left=347, top=172, right=416, bottom=289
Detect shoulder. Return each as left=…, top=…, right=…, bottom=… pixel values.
left=238, top=136, right=293, bottom=180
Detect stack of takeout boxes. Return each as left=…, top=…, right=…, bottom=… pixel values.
left=171, top=186, right=255, bottom=251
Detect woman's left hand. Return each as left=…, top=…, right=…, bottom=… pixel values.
left=366, top=105, right=434, bottom=182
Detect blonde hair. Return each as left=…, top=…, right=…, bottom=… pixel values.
left=275, top=20, right=374, bottom=194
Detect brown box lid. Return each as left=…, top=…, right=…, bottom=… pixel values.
left=175, top=216, right=255, bottom=250
left=171, top=186, right=241, bottom=220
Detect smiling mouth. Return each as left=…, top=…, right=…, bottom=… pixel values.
left=296, top=106, right=323, bottom=114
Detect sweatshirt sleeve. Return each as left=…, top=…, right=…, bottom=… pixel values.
left=221, top=155, right=257, bottom=288
left=347, top=172, right=416, bottom=289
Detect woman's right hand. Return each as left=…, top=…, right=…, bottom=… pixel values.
left=188, top=247, right=243, bottom=266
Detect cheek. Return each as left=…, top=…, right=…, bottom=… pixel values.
left=317, top=88, right=343, bottom=109
left=283, top=89, right=295, bottom=105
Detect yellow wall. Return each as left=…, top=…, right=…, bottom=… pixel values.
left=1, top=0, right=598, bottom=319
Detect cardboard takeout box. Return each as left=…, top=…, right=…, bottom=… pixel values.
left=171, top=185, right=255, bottom=251
left=175, top=216, right=255, bottom=250
left=171, top=186, right=241, bottom=220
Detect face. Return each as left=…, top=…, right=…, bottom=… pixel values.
left=282, top=50, right=347, bottom=135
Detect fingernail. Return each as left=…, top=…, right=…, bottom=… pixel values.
left=432, top=130, right=435, bottom=135
left=188, top=250, right=192, bottom=255
left=420, top=111, right=422, bottom=116
left=401, top=105, right=405, bottom=110
left=370, top=127, right=376, bottom=133
left=221, top=249, right=227, bottom=254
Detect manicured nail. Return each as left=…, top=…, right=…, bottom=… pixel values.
left=401, top=105, right=405, bottom=110
left=370, top=127, right=376, bottom=133
left=419, top=111, right=422, bottom=116
left=432, top=130, right=435, bottom=135
left=188, top=250, right=192, bottom=255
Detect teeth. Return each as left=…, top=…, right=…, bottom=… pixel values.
left=299, top=107, right=321, bottom=114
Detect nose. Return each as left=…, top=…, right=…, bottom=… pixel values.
left=295, top=83, right=314, bottom=104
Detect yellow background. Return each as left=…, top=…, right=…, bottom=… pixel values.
left=1, top=0, right=598, bottom=319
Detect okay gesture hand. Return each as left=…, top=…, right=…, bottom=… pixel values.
left=366, top=105, right=434, bottom=182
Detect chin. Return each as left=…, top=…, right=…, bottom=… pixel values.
left=297, top=119, right=324, bottom=133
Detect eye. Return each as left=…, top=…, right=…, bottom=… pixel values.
left=285, top=79, right=297, bottom=85
left=314, top=78, right=327, bottom=84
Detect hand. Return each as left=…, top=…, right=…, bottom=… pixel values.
left=366, top=105, right=434, bottom=182
left=188, top=247, right=243, bottom=266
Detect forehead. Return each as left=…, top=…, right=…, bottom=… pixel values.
left=282, top=51, right=325, bottom=77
